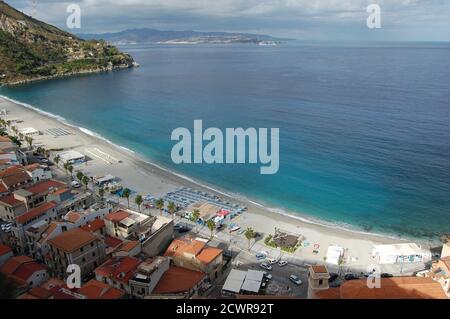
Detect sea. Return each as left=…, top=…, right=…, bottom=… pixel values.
left=1, top=41, right=449, bottom=240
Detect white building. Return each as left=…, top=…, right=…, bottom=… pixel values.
left=372, top=243, right=432, bottom=264
left=57, top=150, right=85, bottom=164
left=25, top=164, right=52, bottom=183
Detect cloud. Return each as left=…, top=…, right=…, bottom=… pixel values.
left=8, top=0, right=450, bottom=40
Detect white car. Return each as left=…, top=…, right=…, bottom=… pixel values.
left=260, top=263, right=273, bottom=271
left=289, top=275, right=302, bottom=285
left=71, top=180, right=81, bottom=188
left=267, top=258, right=278, bottom=265
left=278, top=260, right=288, bottom=267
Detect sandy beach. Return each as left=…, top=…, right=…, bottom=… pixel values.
left=0, top=94, right=431, bottom=274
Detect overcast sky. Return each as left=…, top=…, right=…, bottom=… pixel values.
left=8, top=0, right=450, bottom=41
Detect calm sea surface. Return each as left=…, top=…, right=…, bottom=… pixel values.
left=2, top=42, right=450, bottom=239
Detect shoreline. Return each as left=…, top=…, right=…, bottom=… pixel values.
left=0, top=93, right=410, bottom=242
left=0, top=94, right=438, bottom=271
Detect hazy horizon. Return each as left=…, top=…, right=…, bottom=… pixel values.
left=7, top=0, right=450, bottom=42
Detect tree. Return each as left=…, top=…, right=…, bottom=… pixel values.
left=191, top=209, right=200, bottom=223
left=206, top=219, right=216, bottom=239
left=135, top=194, right=143, bottom=212
left=63, top=162, right=69, bottom=176
left=53, top=155, right=60, bottom=168
left=82, top=175, right=90, bottom=191
left=122, top=188, right=131, bottom=208
left=98, top=187, right=105, bottom=200
left=68, top=165, right=74, bottom=179
left=167, top=201, right=176, bottom=216
left=155, top=198, right=164, bottom=215
left=244, top=227, right=256, bottom=251
left=76, top=171, right=84, bottom=182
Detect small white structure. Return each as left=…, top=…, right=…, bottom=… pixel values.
left=58, top=150, right=85, bottom=164
left=372, top=243, right=432, bottom=264
left=241, top=270, right=264, bottom=294
left=326, top=245, right=344, bottom=265
left=20, top=127, right=39, bottom=136
left=94, top=174, right=115, bottom=186
left=222, top=269, right=247, bottom=294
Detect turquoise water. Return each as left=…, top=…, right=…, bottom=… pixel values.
left=1, top=42, right=450, bottom=239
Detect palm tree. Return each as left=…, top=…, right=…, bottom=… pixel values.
left=68, top=165, right=74, bottom=179
left=244, top=227, right=255, bottom=251
left=191, top=209, right=200, bottom=223
left=98, top=187, right=105, bottom=200
left=63, top=163, right=69, bottom=177
left=122, top=188, right=131, bottom=208
left=155, top=198, right=164, bottom=215
left=76, top=171, right=84, bottom=182
left=82, top=175, right=90, bottom=191
left=135, top=194, right=143, bottom=213
left=53, top=155, right=60, bottom=168
left=206, top=219, right=216, bottom=239
left=167, top=201, right=176, bottom=216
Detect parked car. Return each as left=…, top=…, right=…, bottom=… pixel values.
left=344, top=273, right=359, bottom=281
left=329, top=273, right=339, bottom=282
left=263, top=272, right=273, bottom=280
left=267, top=258, right=278, bottom=265
left=381, top=273, right=394, bottom=278
left=71, top=180, right=81, bottom=188
left=260, top=263, right=273, bottom=271
left=289, top=275, right=302, bottom=285
left=256, top=252, right=267, bottom=260
left=278, top=260, right=288, bottom=267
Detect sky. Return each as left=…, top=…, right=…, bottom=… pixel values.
left=8, top=0, right=450, bottom=41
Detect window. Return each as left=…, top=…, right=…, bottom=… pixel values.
left=90, top=242, right=94, bottom=247
left=92, top=252, right=96, bottom=257
left=319, top=279, right=323, bottom=285
left=82, top=257, right=86, bottom=262
left=80, top=247, right=84, bottom=252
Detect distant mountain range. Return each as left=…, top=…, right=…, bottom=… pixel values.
left=78, top=28, right=292, bottom=45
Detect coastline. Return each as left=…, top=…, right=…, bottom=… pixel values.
left=0, top=94, right=436, bottom=271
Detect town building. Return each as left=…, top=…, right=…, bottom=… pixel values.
left=0, top=255, right=48, bottom=288
left=94, top=256, right=142, bottom=294
left=129, top=256, right=170, bottom=298
left=0, top=244, right=13, bottom=266
left=47, top=228, right=106, bottom=278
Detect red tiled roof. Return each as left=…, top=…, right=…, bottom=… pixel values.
left=118, top=240, right=140, bottom=252
left=105, top=210, right=130, bottom=222
left=24, top=164, right=41, bottom=172
left=0, top=244, right=12, bottom=256
left=0, top=183, right=7, bottom=193
left=0, top=256, right=34, bottom=275
left=28, top=287, right=52, bottom=299
left=13, top=262, right=46, bottom=281
left=152, top=266, right=205, bottom=294
left=0, top=165, right=32, bottom=188
left=49, top=228, right=97, bottom=253
left=0, top=136, right=12, bottom=143
left=78, top=279, right=125, bottom=299
left=312, top=265, right=328, bottom=274
left=25, top=180, right=65, bottom=195
left=105, top=236, right=123, bottom=248
left=316, top=277, right=447, bottom=299
left=0, top=193, right=23, bottom=206
left=65, top=211, right=82, bottom=223
left=16, top=201, right=56, bottom=224
left=164, top=236, right=207, bottom=258
left=95, top=257, right=141, bottom=284
left=81, top=219, right=105, bottom=232
left=197, top=247, right=223, bottom=265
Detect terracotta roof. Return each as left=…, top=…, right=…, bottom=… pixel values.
left=25, top=180, right=65, bottom=195
left=23, top=287, right=52, bottom=299
left=0, top=256, right=34, bottom=275
left=317, top=277, right=447, bottom=299
left=0, top=136, right=12, bottom=143
left=0, top=166, right=32, bottom=188
left=312, top=265, right=328, bottom=274
left=153, top=266, right=204, bottom=294
left=40, top=278, right=66, bottom=291
left=52, top=188, right=70, bottom=196
left=17, top=292, right=39, bottom=299
left=38, top=222, right=61, bottom=244
left=65, top=211, right=82, bottom=223
left=49, top=228, right=97, bottom=253
left=16, top=201, right=56, bottom=224
left=105, top=210, right=130, bottom=222
left=0, top=183, right=7, bottom=193
left=0, top=256, right=46, bottom=281
left=0, top=244, right=12, bottom=256
left=164, top=236, right=207, bottom=258
left=105, top=236, right=123, bottom=248
left=81, top=219, right=105, bottom=232
left=197, top=247, right=223, bottom=265
left=95, top=256, right=141, bottom=284
left=78, top=279, right=125, bottom=299
left=0, top=193, right=23, bottom=206
left=119, top=240, right=139, bottom=252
